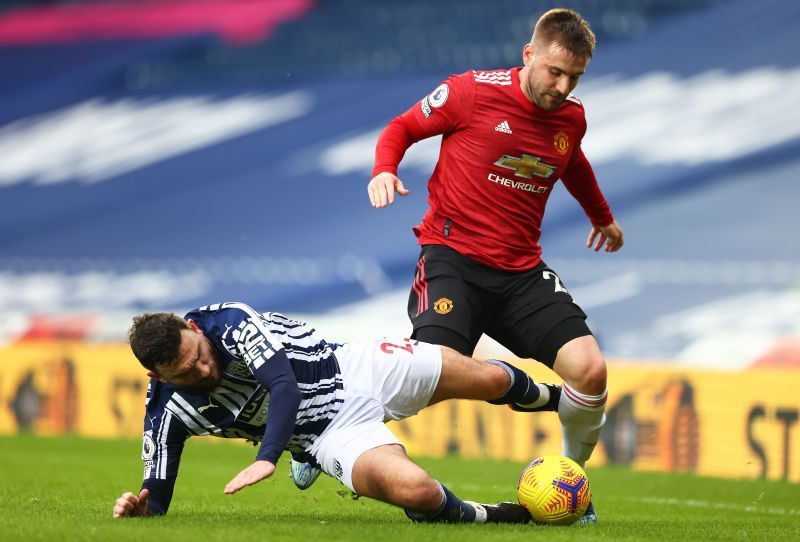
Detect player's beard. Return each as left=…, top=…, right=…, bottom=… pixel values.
left=522, top=73, right=564, bottom=111
left=188, top=373, right=222, bottom=393
left=186, top=364, right=222, bottom=393
left=533, top=88, right=565, bottom=111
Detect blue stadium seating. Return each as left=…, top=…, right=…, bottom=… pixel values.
left=0, top=0, right=798, bottom=363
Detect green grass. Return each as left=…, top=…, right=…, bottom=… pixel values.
left=1, top=434, right=798, bottom=541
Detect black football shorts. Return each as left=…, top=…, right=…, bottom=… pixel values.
left=407, top=244, right=592, bottom=367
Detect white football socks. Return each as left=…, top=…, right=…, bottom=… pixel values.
left=558, top=382, right=607, bottom=468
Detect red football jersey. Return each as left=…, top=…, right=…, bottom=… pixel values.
left=373, top=67, right=614, bottom=271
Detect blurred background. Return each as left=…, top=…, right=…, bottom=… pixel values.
left=1, top=0, right=799, bottom=481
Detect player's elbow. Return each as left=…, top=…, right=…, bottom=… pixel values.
left=272, top=379, right=302, bottom=408
left=285, top=383, right=303, bottom=407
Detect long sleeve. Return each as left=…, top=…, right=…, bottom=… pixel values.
left=372, top=114, right=419, bottom=176
left=372, top=72, right=476, bottom=177
left=251, top=349, right=302, bottom=464
left=141, top=478, right=178, bottom=516
left=140, top=399, right=188, bottom=515
left=561, top=146, right=614, bottom=227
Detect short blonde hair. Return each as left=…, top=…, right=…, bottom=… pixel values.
left=532, top=8, right=596, bottom=58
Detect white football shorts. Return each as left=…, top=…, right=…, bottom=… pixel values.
left=308, top=338, right=442, bottom=491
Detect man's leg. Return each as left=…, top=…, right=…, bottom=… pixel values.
left=309, top=343, right=527, bottom=524
left=486, top=265, right=608, bottom=466
left=425, top=341, right=604, bottom=525
left=351, top=444, right=529, bottom=524
left=551, top=334, right=607, bottom=468
left=485, top=262, right=607, bottom=525
left=550, top=333, right=607, bottom=525
left=412, top=328, right=561, bottom=412
left=427, top=346, right=556, bottom=409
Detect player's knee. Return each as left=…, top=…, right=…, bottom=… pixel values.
left=439, top=347, right=508, bottom=400
left=484, top=361, right=511, bottom=398
left=555, top=337, right=607, bottom=395
left=396, top=472, right=441, bottom=511
left=569, top=354, right=607, bottom=395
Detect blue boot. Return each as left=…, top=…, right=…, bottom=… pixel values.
left=576, top=501, right=598, bottom=525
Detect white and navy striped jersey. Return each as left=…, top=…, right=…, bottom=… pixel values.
left=140, top=302, right=344, bottom=514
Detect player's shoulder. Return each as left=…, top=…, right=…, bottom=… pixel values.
left=263, top=310, right=290, bottom=323
left=189, top=301, right=257, bottom=317
left=562, top=94, right=586, bottom=114
left=265, top=311, right=313, bottom=333
left=187, top=301, right=260, bottom=328
left=441, top=68, right=513, bottom=88
left=144, top=382, right=193, bottom=436
left=557, top=94, right=587, bottom=130
left=145, top=378, right=173, bottom=414
left=470, top=68, right=514, bottom=87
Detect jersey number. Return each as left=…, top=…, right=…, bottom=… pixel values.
left=380, top=339, right=415, bottom=355
left=543, top=271, right=568, bottom=294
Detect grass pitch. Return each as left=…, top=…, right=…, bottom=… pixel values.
left=1, top=434, right=798, bottom=541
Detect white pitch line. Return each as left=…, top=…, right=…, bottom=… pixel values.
left=612, top=496, right=800, bottom=517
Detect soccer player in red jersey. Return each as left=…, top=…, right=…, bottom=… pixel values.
left=368, top=9, right=623, bottom=524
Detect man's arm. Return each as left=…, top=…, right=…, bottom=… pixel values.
left=225, top=348, right=302, bottom=494
left=205, top=305, right=303, bottom=494
left=368, top=116, right=415, bottom=208
left=369, top=73, right=475, bottom=208
left=112, top=403, right=188, bottom=518
left=561, top=146, right=624, bottom=252
left=111, top=463, right=183, bottom=519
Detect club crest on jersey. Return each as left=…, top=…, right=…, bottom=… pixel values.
left=428, top=84, right=449, bottom=108
left=494, top=154, right=556, bottom=179
left=554, top=131, right=569, bottom=155
left=433, top=297, right=454, bottom=315
left=225, top=358, right=252, bottom=379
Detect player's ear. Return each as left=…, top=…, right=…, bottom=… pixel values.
left=147, top=370, right=166, bottom=382
left=522, top=42, right=535, bottom=66
left=187, top=319, right=201, bottom=333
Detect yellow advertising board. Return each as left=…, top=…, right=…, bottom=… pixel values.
left=0, top=342, right=147, bottom=438
left=0, top=343, right=797, bottom=482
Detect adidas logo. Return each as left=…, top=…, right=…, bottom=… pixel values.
left=494, top=120, right=512, bottom=134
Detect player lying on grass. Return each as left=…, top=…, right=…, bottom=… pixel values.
left=112, top=301, right=564, bottom=523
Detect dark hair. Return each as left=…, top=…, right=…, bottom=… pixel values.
left=128, top=312, right=189, bottom=371
left=533, top=8, right=596, bottom=59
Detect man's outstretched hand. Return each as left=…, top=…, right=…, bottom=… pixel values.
left=368, top=172, right=410, bottom=208
left=587, top=220, right=624, bottom=252
left=224, top=460, right=276, bottom=494
left=112, top=488, right=149, bottom=518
